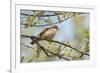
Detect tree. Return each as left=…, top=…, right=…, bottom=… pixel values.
left=20, top=10, right=90, bottom=62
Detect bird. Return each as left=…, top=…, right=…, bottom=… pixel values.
left=30, top=25, right=59, bottom=45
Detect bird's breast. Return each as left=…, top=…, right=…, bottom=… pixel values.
left=41, top=28, right=57, bottom=39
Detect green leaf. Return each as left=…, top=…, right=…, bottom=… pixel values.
left=36, top=46, right=42, bottom=57
left=84, top=30, right=89, bottom=39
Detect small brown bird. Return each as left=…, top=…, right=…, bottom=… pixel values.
left=31, top=25, right=59, bottom=44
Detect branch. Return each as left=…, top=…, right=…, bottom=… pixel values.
left=79, top=40, right=90, bottom=58
left=21, top=13, right=62, bottom=17
left=21, top=14, right=74, bottom=27
left=44, top=39, right=89, bottom=56
left=21, top=56, right=24, bottom=63
left=21, top=12, right=89, bottom=17
left=21, top=43, right=34, bottom=50
left=21, top=12, right=89, bottom=27
left=21, top=37, right=70, bottom=61
left=22, top=40, right=70, bottom=61
left=37, top=45, right=52, bottom=57
left=21, top=35, right=89, bottom=56
left=34, top=41, right=70, bottom=61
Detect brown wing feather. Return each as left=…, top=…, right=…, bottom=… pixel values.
left=39, top=28, right=49, bottom=37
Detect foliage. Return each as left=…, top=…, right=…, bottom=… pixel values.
left=20, top=10, right=90, bottom=62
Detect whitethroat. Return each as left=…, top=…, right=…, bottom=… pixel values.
left=31, top=25, right=59, bottom=44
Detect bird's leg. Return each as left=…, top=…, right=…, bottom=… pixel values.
left=30, top=36, right=40, bottom=45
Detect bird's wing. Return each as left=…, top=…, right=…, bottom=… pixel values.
left=38, top=28, right=49, bottom=37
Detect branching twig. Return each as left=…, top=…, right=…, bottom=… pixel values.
left=21, top=35, right=89, bottom=56
left=42, top=38, right=89, bottom=56
left=21, top=39, right=70, bottom=61
left=21, top=12, right=89, bottom=27
left=79, top=40, right=89, bottom=58
left=21, top=37, right=70, bottom=60
left=37, top=45, right=52, bottom=57
left=21, top=14, right=74, bottom=27
left=33, top=40, right=70, bottom=61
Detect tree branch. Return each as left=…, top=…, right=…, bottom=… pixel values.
left=21, top=43, right=34, bottom=50
left=21, top=37, right=70, bottom=61
left=21, top=35, right=89, bottom=56
left=21, top=39, right=70, bottom=61
left=34, top=41, right=70, bottom=61
left=21, top=56, right=24, bottom=63
left=21, top=12, right=89, bottom=17
left=21, top=12, right=89, bottom=27
left=21, top=13, right=62, bottom=17
left=37, top=45, right=52, bottom=57
left=21, top=14, right=74, bottom=27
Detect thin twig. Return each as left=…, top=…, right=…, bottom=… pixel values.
left=21, top=56, right=24, bottom=63
left=79, top=40, right=90, bottom=58
left=21, top=43, right=34, bottom=50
